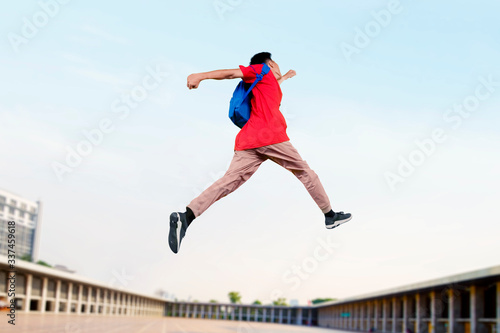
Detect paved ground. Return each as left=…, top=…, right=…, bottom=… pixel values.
left=2, top=314, right=342, bottom=333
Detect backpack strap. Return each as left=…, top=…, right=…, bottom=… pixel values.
left=240, top=63, right=270, bottom=102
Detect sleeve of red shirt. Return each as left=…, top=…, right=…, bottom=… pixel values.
left=239, top=65, right=263, bottom=84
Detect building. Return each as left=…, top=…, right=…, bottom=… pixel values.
left=1, top=254, right=498, bottom=333
left=167, top=265, right=500, bottom=333
left=0, top=188, right=43, bottom=262
left=315, top=266, right=500, bottom=333
left=0, top=255, right=164, bottom=315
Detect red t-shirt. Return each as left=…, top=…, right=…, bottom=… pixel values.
left=234, top=64, right=290, bottom=151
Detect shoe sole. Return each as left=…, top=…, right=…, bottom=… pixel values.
left=168, top=213, right=180, bottom=254
left=176, top=212, right=182, bottom=247
left=326, top=215, right=352, bottom=229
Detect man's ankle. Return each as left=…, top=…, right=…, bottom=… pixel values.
left=186, top=207, right=196, bottom=226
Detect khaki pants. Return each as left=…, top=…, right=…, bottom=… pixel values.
left=188, top=141, right=332, bottom=217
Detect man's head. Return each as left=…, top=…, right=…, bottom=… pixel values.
left=250, top=52, right=282, bottom=81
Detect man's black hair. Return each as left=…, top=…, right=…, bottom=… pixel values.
left=250, top=52, right=272, bottom=65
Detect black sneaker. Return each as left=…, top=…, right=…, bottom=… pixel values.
left=169, top=212, right=188, bottom=254
left=325, top=211, right=352, bottom=229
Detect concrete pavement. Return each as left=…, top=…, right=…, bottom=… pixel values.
left=2, top=313, right=344, bottom=333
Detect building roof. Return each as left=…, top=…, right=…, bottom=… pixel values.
left=314, top=264, right=500, bottom=308
left=0, top=188, right=38, bottom=206
left=0, top=255, right=165, bottom=302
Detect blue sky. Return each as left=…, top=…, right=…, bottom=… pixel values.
left=1, top=0, right=499, bottom=304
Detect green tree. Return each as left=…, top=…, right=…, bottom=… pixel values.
left=272, top=298, right=288, bottom=306
left=228, top=291, right=242, bottom=304
left=209, top=299, right=218, bottom=303
left=252, top=300, right=262, bottom=305
left=36, top=260, right=52, bottom=267
left=20, top=254, right=32, bottom=262
left=311, top=298, right=336, bottom=304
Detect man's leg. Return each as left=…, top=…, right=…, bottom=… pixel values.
left=169, top=148, right=266, bottom=253
left=258, top=141, right=351, bottom=228
left=257, top=141, right=332, bottom=212
left=187, top=149, right=266, bottom=218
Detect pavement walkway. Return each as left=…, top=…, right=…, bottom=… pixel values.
left=2, top=313, right=345, bottom=333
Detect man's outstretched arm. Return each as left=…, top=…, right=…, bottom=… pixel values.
left=277, top=70, right=296, bottom=85
left=187, top=69, right=243, bottom=89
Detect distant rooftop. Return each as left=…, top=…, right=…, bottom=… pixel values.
left=315, top=264, right=500, bottom=308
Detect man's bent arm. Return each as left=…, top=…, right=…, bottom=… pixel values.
left=187, top=69, right=243, bottom=89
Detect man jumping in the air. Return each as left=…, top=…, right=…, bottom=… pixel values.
left=169, top=52, right=352, bottom=254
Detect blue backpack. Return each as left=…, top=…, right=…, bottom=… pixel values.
left=228, top=64, right=270, bottom=128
